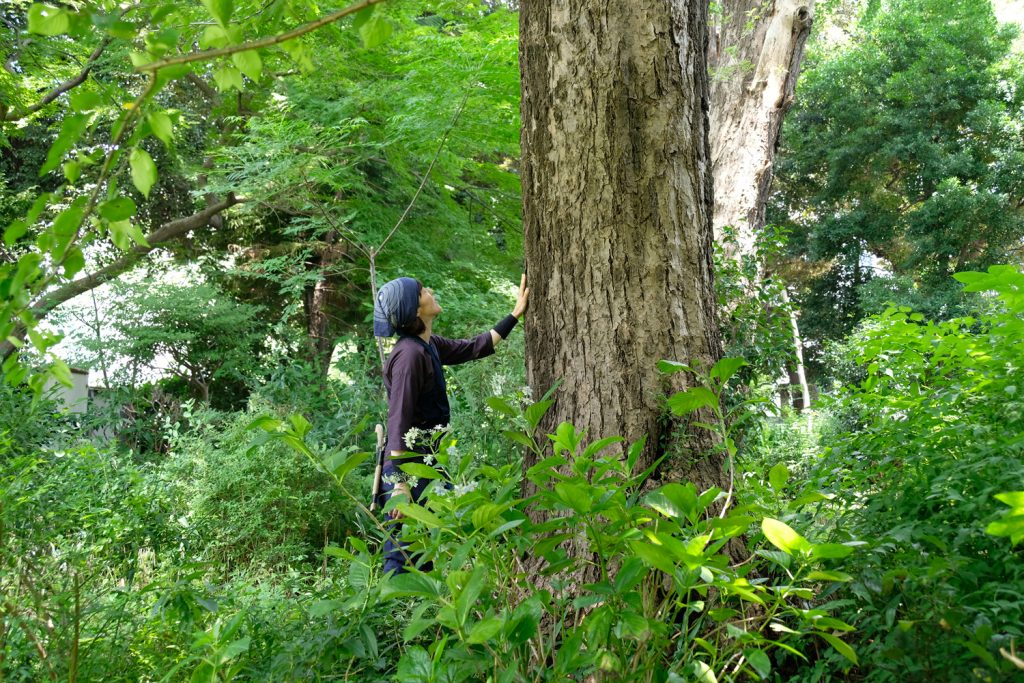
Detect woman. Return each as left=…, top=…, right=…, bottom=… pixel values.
left=372, top=274, right=529, bottom=574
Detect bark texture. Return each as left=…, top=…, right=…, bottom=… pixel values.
left=519, top=0, right=723, bottom=491
left=709, top=0, right=814, bottom=259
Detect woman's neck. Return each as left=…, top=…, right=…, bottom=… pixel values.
left=418, top=319, right=433, bottom=343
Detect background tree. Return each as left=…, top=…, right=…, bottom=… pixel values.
left=519, top=0, right=722, bottom=488
left=771, top=0, right=1024, bottom=370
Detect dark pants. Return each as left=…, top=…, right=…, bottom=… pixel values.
left=380, top=476, right=435, bottom=575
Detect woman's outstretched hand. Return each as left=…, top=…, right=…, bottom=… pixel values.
left=512, top=274, right=530, bottom=319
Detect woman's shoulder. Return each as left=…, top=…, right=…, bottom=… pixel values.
left=385, top=337, right=430, bottom=368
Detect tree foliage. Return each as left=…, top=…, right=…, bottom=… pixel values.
left=771, top=0, right=1024, bottom=360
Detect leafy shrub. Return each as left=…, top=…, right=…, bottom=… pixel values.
left=781, top=265, right=1024, bottom=681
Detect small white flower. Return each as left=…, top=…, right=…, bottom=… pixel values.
left=446, top=445, right=457, bottom=457
left=423, top=453, right=436, bottom=466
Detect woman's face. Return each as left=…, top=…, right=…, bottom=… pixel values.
left=417, top=285, right=442, bottom=319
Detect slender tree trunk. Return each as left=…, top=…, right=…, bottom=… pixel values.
left=709, top=0, right=814, bottom=260
left=520, top=0, right=723, bottom=492
left=302, top=232, right=348, bottom=375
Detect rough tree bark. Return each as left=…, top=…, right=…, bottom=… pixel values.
left=709, top=0, right=814, bottom=260
left=519, top=0, right=723, bottom=491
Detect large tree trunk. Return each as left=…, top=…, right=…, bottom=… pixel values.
left=519, top=0, right=723, bottom=492
left=709, top=0, right=814, bottom=260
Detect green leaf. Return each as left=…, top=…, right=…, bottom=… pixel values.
left=485, top=396, right=517, bottom=416
left=323, top=450, right=370, bottom=479
left=49, top=358, right=72, bottom=388
left=657, top=359, right=694, bottom=374
left=629, top=540, right=677, bottom=574
left=467, top=615, right=504, bottom=644
left=200, top=25, right=230, bottom=49
left=692, top=660, right=718, bottom=683
left=396, top=502, right=444, bottom=528
left=148, top=112, right=174, bottom=146
left=667, top=386, right=718, bottom=416
left=761, top=518, right=811, bottom=555
left=40, top=114, right=89, bottom=176
left=554, top=481, right=592, bottom=514
left=809, top=543, right=854, bottom=560
left=744, top=648, right=771, bottom=679
left=107, top=220, right=148, bottom=250
left=232, top=50, right=262, bottom=81
left=710, top=357, right=747, bottom=386
left=524, top=399, right=553, bottom=430
left=98, top=197, right=137, bottom=222
left=129, top=147, right=157, bottom=198
left=213, top=66, right=244, bottom=92
left=70, top=91, right=102, bottom=112
left=818, top=632, right=858, bottom=666
left=804, top=570, right=854, bottom=582
left=27, top=4, right=69, bottom=36
left=62, top=160, right=81, bottom=183
left=62, top=247, right=85, bottom=278
left=201, top=0, right=233, bottom=27
left=399, top=462, right=442, bottom=480
left=4, top=220, right=28, bottom=246
left=380, top=572, right=444, bottom=600
left=769, top=463, right=789, bottom=491
left=358, top=14, right=393, bottom=49
left=453, top=566, right=487, bottom=628
left=502, top=430, right=535, bottom=449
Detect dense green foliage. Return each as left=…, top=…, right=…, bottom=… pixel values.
left=3, top=0, right=1024, bottom=681
left=772, top=0, right=1024, bottom=366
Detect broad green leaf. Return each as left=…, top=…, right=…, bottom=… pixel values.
left=629, top=540, right=677, bottom=574
left=129, top=147, right=157, bottom=197
left=213, top=66, right=244, bottom=92
left=201, top=0, right=233, bottom=27
left=761, top=518, right=811, bottom=555
left=70, top=91, right=102, bottom=112
left=27, top=4, right=69, bottom=36
left=467, top=615, right=504, bottom=644
left=453, top=566, right=487, bottom=628
left=667, top=386, right=718, bottom=416
left=554, top=481, right=591, bottom=513
left=809, top=543, right=854, bottom=560
left=995, top=491, right=1024, bottom=507
left=710, top=357, right=747, bottom=385
left=41, top=114, right=89, bottom=176
left=485, top=396, right=517, bottom=416
left=692, top=660, right=718, bottom=683
left=380, top=572, right=444, bottom=600
left=108, top=220, right=148, bottom=250
left=359, top=15, right=393, bottom=49
left=524, top=399, right=553, bottom=430
left=804, top=570, right=854, bottom=582
left=98, top=197, right=137, bottom=222
left=744, top=648, right=771, bottom=679
left=769, top=463, right=789, bottom=491
left=657, top=359, right=694, bottom=374
left=818, top=632, right=858, bottom=666
left=323, top=450, right=369, bottom=479
left=148, top=112, right=174, bottom=146
left=49, top=358, right=73, bottom=388
left=200, top=25, right=230, bottom=49
left=399, top=462, right=442, bottom=480
left=232, top=50, right=262, bottom=81
left=62, top=247, right=85, bottom=278
left=396, top=502, right=444, bottom=528
left=62, top=160, right=81, bottom=182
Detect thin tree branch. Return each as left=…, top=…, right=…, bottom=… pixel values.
left=2, top=37, right=114, bottom=122
left=135, top=0, right=387, bottom=73
left=28, top=194, right=243, bottom=320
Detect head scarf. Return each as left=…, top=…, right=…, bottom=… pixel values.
left=373, top=277, right=421, bottom=337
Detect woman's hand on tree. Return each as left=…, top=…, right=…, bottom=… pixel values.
left=389, top=482, right=411, bottom=519
left=513, top=274, right=530, bottom=318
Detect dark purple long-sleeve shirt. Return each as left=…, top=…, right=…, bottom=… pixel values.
left=382, top=332, right=494, bottom=473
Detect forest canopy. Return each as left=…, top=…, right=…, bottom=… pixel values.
left=2, top=0, right=1023, bottom=681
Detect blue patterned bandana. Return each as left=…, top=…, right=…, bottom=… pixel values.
left=373, top=277, right=420, bottom=337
